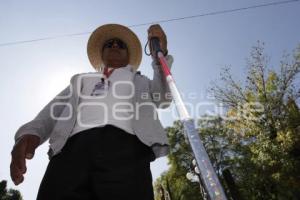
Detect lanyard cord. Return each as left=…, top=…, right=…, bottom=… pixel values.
left=144, top=39, right=168, bottom=57
left=144, top=40, right=151, bottom=56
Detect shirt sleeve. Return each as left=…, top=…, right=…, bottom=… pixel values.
left=14, top=84, right=72, bottom=146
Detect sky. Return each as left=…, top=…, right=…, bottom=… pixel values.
left=0, top=0, right=299, bottom=199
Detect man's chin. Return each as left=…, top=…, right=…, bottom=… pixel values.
left=107, top=63, right=126, bottom=68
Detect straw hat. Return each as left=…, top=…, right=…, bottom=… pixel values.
left=87, top=24, right=142, bottom=71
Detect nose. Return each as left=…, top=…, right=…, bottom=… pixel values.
left=111, top=41, right=120, bottom=49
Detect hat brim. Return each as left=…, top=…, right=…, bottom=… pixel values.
left=87, top=24, right=142, bottom=71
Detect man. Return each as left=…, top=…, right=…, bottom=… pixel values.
left=10, top=23, right=173, bottom=200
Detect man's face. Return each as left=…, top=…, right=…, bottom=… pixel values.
left=102, top=38, right=129, bottom=69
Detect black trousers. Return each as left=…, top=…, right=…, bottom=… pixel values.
left=37, top=125, right=155, bottom=200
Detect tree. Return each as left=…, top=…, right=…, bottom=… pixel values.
left=210, top=42, right=300, bottom=199
left=154, top=42, right=300, bottom=200
left=0, top=180, right=23, bottom=200
left=198, top=116, right=244, bottom=200
left=154, top=117, right=241, bottom=200
left=155, top=43, right=300, bottom=200
left=154, top=121, right=204, bottom=200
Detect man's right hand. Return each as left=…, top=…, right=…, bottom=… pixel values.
left=10, top=135, right=40, bottom=185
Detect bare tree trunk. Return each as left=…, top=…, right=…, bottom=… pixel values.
left=222, top=169, right=243, bottom=200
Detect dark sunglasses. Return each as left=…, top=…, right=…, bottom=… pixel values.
left=103, top=38, right=127, bottom=50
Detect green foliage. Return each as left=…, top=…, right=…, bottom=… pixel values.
left=154, top=121, right=204, bottom=200
left=210, top=42, right=300, bottom=199
left=0, top=180, right=23, bottom=200
left=154, top=43, right=300, bottom=200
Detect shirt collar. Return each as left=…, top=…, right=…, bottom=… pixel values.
left=102, top=65, right=134, bottom=73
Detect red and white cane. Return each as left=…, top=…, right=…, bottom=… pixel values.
left=150, top=37, right=227, bottom=200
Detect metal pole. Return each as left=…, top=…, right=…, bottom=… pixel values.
left=150, top=38, right=227, bottom=200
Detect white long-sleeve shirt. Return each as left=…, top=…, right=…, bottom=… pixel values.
left=70, top=65, right=135, bottom=136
